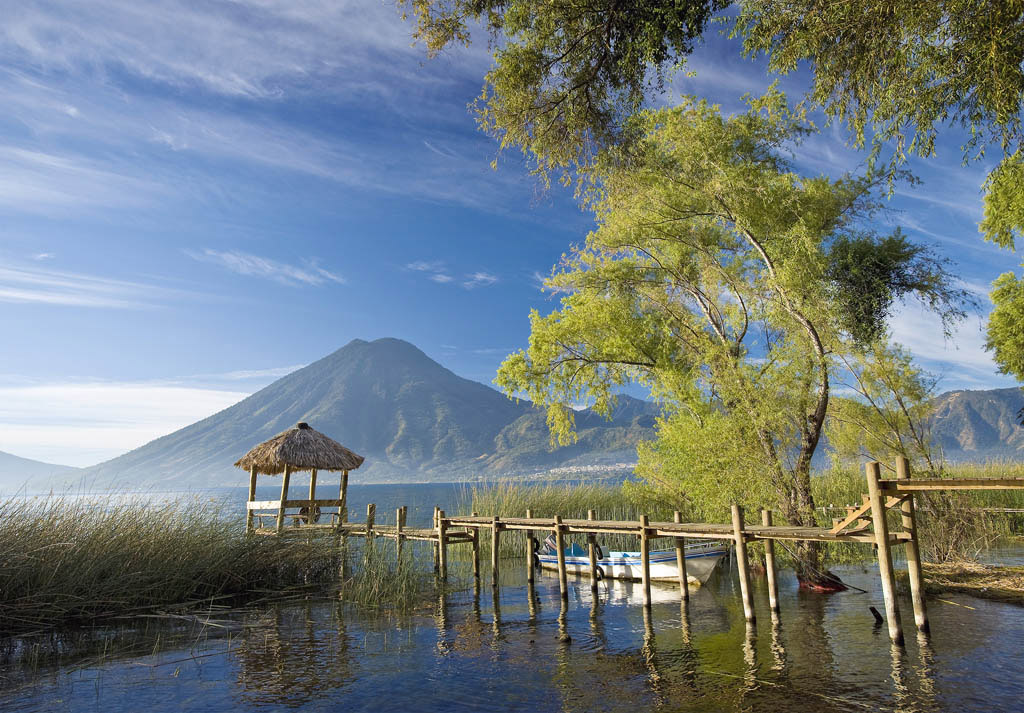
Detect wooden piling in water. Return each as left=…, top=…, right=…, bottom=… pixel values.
left=491, top=516, right=501, bottom=588
left=867, top=461, right=904, bottom=645
left=246, top=465, right=257, bottom=533
left=365, top=503, right=375, bottom=538
left=395, top=506, right=404, bottom=558
left=554, top=515, right=568, bottom=600
left=731, top=504, right=755, bottom=623
left=471, top=511, right=480, bottom=579
left=762, top=509, right=780, bottom=614
left=673, top=511, right=688, bottom=601
left=525, top=509, right=535, bottom=584
left=276, top=465, right=291, bottom=534
left=639, top=514, right=652, bottom=608
left=437, top=509, right=448, bottom=581
left=432, top=507, right=440, bottom=573
left=587, top=510, right=599, bottom=591
left=896, top=457, right=929, bottom=633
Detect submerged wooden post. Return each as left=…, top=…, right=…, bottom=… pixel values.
left=246, top=466, right=257, bottom=533
left=587, top=509, right=599, bottom=591
left=639, top=514, right=652, bottom=608
left=554, top=515, right=568, bottom=600
left=432, top=507, right=440, bottom=573
left=276, top=465, right=292, bottom=534
left=437, top=509, right=448, bottom=581
left=896, top=456, right=929, bottom=634
left=867, top=461, right=904, bottom=645
left=731, top=504, right=755, bottom=623
left=471, top=512, right=481, bottom=580
left=762, top=509, right=780, bottom=614
left=525, top=509, right=535, bottom=584
left=395, top=506, right=404, bottom=558
left=673, top=511, right=688, bottom=600
left=491, top=516, right=501, bottom=588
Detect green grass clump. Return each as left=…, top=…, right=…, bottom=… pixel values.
left=0, top=494, right=339, bottom=636
left=337, top=539, right=435, bottom=613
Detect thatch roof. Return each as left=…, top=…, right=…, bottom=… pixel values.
left=234, top=422, right=364, bottom=475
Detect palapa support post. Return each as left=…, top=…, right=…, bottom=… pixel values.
left=896, top=456, right=929, bottom=634
left=437, top=509, right=448, bottom=581
left=339, top=470, right=349, bottom=525
left=867, top=461, right=904, bottom=646
left=554, top=515, right=568, bottom=600
left=246, top=466, right=258, bottom=533
left=491, top=516, right=501, bottom=588
left=308, top=467, right=318, bottom=502
left=525, top=509, right=535, bottom=584
left=731, top=504, right=755, bottom=623
left=276, top=465, right=292, bottom=534
left=673, top=511, right=688, bottom=601
left=471, top=512, right=481, bottom=579
left=639, top=514, right=652, bottom=608
left=587, top=510, right=599, bottom=592
left=761, top=509, right=780, bottom=614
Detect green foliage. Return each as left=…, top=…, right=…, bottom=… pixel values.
left=987, top=268, right=1024, bottom=381
left=401, top=0, right=725, bottom=182
left=826, top=232, right=971, bottom=346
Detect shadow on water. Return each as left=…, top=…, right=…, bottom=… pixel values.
left=3, top=549, right=1024, bottom=712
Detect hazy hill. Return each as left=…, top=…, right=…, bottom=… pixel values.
left=930, top=387, right=1024, bottom=460
left=76, top=338, right=658, bottom=488
left=0, top=450, right=80, bottom=491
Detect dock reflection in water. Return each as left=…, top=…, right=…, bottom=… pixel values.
left=3, top=560, right=1023, bottom=713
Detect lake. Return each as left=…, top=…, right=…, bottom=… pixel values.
left=2, top=483, right=1023, bottom=712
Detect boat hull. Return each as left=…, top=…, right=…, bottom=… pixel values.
left=537, top=541, right=728, bottom=585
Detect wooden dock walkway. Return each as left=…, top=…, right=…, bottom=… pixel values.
left=247, top=457, right=1024, bottom=647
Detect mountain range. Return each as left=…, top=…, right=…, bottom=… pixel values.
left=2, top=338, right=1023, bottom=491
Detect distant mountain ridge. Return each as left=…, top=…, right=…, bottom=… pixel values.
left=0, top=450, right=80, bottom=491
left=75, top=338, right=660, bottom=488
left=929, top=387, right=1024, bottom=460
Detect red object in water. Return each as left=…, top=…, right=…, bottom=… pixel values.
left=798, top=573, right=848, bottom=592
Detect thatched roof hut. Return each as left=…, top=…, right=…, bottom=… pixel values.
left=235, top=422, right=364, bottom=475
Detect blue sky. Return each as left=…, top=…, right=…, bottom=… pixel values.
left=0, top=1, right=1018, bottom=466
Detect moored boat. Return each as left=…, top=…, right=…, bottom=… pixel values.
left=537, top=537, right=729, bottom=585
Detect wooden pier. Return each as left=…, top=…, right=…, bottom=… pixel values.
left=246, top=456, right=1024, bottom=647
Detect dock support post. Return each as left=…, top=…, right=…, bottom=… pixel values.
left=471, top=512, right=480, bottom=580
left=437, top=509, right=448, bottom=581
left=761, top=509, right=780, bottom=614
left=896, top=456, right=929, bottom=633
left=432, top=507, right=440, bottom=573
left=731, top=504, right=755, bottom=623
left=673, top=511, right=688, bottom=601
left=308, top=467, right=318, bottom=503
left=246, top=466, right=257, bottom=533
left=554, top=515, right=568, bottom=600
left=867, top=461, right=904, bottom=645
left=276, top=465, right=291, bottom=534
left=587, top=510, right=599, bottom=591
left=491, top=516, right=501, bottom=588
left=365, top=503, right=375, bottom=538
left=525, top=509, right=535, bottom=584
left=395, top=506, right=404, bottom=559
left=640, top=514, right=652, bottom=608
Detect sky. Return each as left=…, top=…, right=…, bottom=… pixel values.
left=0, top=1, right=1019, bottom=467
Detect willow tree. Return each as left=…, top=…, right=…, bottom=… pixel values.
left=496, top=94, right=967, bottom=584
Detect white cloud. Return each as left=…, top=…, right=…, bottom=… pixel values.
left=31, top=252, right=54, bottom=260
left=0, top=262, right=171, bottom=308
left=430, top=273, right=454, bottom=283
left=463, top=271, right=498, bottom=289
left=407, top=260, right=446, bottom=272
left=0, top=381, right=249, bottom=466
left=187, top=249, right=344, bottom=287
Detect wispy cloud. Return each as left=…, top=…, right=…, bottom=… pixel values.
left=406, top=260, right=454, bottom=284
left=0, top=381, right=249, bottom=466
left=187, top=249, right=344, bottom=287
left=0, top=262, right=169, bottom=308
left=31, top=252, right=54, bottom=260
left=463, top=271, right=498, bottom=289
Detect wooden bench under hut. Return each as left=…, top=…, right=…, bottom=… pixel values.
left=236, top=422, right=364, bottom=534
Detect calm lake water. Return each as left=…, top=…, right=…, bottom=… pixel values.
left=3, top=483, right=1023, bottom=712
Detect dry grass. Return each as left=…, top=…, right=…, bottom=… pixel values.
left=917, top=562, right=1024, bottom=604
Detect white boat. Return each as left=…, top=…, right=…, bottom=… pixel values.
left=537, top=537, right=729, bottom=586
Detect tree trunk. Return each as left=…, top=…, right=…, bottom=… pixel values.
left=789, top=463, right=846, bottom=590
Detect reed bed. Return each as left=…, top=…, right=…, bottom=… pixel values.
left=337, top=538, right=435, bottom=613
left=0, top=494, right=340, bottom=636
